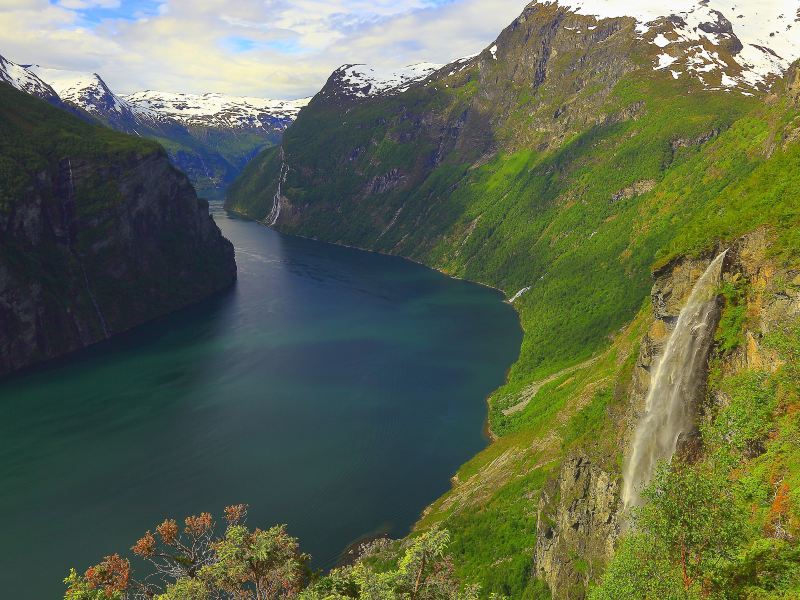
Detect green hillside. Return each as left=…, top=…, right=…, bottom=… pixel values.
left=225, top=2, right=800, bottom=597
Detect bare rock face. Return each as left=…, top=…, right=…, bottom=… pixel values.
left=533, top=251, right=728, bottom=599
left=534, top=455, right=620, bottom=600
left=720, top=229, right=800, bottom=376
left=0, top=84, right=237, bottom=377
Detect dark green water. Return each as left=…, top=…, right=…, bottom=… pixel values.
left=0, top=205, right=521, bottom=599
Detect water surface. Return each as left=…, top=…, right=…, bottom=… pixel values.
left=0, top=205, right=521, bottom=598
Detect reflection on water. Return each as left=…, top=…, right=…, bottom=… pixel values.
left=0, top=203, right=522, bottom=599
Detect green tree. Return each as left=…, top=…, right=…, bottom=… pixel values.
left=202, top=523, right=309, bottom=599
left=592, top=463, right=747, bottom=599
left=638, top=463, right=746, bottom=591
left=300, top=529, right=480, bottom=600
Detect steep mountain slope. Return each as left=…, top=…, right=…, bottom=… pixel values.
left=0, top=82, right=236, bottom=377
left=227, top=0, right=800, bottom=596
left=1, top=56, right=309, bottom=198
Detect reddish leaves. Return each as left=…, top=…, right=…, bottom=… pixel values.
left=84, top=554, right=130, bottom=597
left=157, top=519, right=179, bottom=545
left=132, top=531, right=156, bottom=557
left=224, top=503, right=248, bottom=526
left=185, top=512, right=213, bottom=537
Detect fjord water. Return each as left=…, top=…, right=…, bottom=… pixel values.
left=0, top=204, right=521, bottom=599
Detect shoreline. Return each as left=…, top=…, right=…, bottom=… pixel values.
left=221, top=202, right=525, bottom=523
left=221, top=203, right=524, bottom=443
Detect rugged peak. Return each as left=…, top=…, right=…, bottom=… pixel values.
left=121, top=90, right=310, bottom=131
left=524, top=0, right=800, bottom=91
left=27, top=65, right=135, bottom=117
left=0, top=54, right=58, bottom=101
left=321, top=62, right=443, bottom=100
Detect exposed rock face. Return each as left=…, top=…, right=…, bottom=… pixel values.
left=534, top=251, right=728, bottom=598
left=226, top=3, right=642, bottom=239
left=718, top=229, right=800, bottom=375
left=534, top=455, right=620, bottom=599
left=0, top=84, right=237, bottom=377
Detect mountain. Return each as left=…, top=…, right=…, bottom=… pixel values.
left=0, top=55, right=309, bottom=198
left=123, top=90, right=308, bottom=129
left=0, top=55, right=59, bottom=101
left=227, top=0, right=800, bottom=597
left=0, top=81, right=236, bottom=377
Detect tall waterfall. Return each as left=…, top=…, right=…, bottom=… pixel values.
left=622, top=250, right=727, bottom=507
left=267, top=147, right=288, bottom=226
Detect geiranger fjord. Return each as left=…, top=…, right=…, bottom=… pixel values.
left=0, top=204, right=521, bottom=599
left=3, top=0, right=800, bottom=597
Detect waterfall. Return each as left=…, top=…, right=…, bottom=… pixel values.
left=622, top=250, right=727, bottom=508
left=65, top=158, right=111, bottom=339
left=267, top=147, right=288, bottom=226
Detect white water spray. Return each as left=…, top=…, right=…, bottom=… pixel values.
left=267, top=147, right=288, bottom=226
left=622, top=250, right=727, bottom=507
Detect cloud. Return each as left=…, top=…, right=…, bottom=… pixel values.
left=58, top=0, right=121, bottom=9
left=0, top=0, right=528, bottom=98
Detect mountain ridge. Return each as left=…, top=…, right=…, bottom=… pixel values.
left=0, top=55, right=309, bottom=197
left=226, top=0, right=800, bottom=596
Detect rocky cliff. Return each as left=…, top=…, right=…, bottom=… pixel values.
left=0, top=55, right=309, bottom=199
left=226, top=1, right=800, bottom=596
left=0, top=83, right=236, bottom=377
left=535, top=229, right=800, bottom=598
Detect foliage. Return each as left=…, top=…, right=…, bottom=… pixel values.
left=64, top=511, right=477, bottom=600
left=588, top=534, right=688, bottom=600
left=300, top=529, right=481, bottom=600
left=715, top=278, right=749, bottom=354
left=64, top=505, right=308, bottom=600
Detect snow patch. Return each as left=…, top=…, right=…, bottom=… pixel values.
left=124, top=90, right=310, bottom=128
left=656, top=53, right=678, bottom=69
left=335, top=62, right=442, bottom=98
left=653, top=33, right=671, bottom=47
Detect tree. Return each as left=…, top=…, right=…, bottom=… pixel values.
left=64, top=505, right=307, bottom=600
left=637, top=463, right=745, bottom=592
left=591, top=462, right=747, bottom=599
left=203, top=524, right=309, bottom=599
left=300, top=529, right=481, bottom=600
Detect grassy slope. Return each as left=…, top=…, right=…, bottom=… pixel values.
left=227, top=27, right=800, bottom=594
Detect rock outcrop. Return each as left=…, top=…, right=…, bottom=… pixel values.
left=0, top=83, right=236, bottom=377
left=534, top=455, right=620, bottom=599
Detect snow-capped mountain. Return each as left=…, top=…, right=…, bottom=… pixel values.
left=27, top=65, right=138, bottom=121
left=0, top=55, right=58, bottom=101
left=1, top=54, right=310, bottom=197
left=547, top=0, right=800, bottom=90
left=123, top=91, right=310, bottom=131
left=325, top=62, right=443, bottom=99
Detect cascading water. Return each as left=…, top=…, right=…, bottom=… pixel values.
left=267, top=147, right=288, bottom=226
left=622, top=250, right=727, bottom=508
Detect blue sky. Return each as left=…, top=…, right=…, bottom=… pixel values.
left=3, top=0, right=529, bottom=98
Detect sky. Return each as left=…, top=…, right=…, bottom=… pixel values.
left=0, top=0, right=529, bottom=98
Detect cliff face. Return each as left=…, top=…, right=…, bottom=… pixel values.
left=534, top=455, right=620, bottom=599
left=0, top=83, right=236, bottom=377
left=225, top=1, right=800, bottom=596
left=535, top=229, right=800, bottom=598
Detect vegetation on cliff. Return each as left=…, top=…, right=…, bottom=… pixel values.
left=63, top=506, right=481, bottom=600
left=225, top=1, right=800, bottom=596
left=0, top=82, right=236, bottom=376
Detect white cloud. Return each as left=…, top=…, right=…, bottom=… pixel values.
left=0, top=0, right=528, bottom=98
left=58, top=0, right=121, bottom=9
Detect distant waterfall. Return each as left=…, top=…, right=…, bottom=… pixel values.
left=622, top=250, right=727, bottom=507
left=267, top=147, right=288, bottom=226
